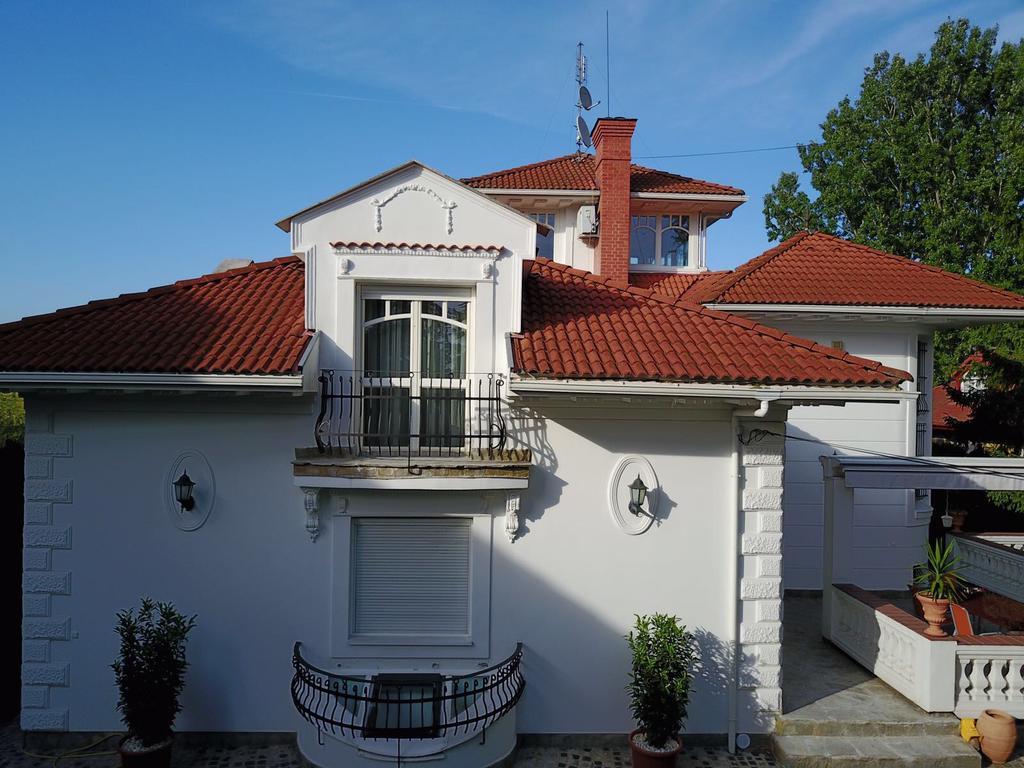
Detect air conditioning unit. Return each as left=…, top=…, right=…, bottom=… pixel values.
left=577, top=205, right=598, bottom=237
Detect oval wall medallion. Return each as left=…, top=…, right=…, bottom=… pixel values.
left=607, top=455, right=659, bottom=535
left=165, top=449, right=216, bottom=531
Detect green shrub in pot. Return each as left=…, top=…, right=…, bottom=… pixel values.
left=626, top=614, right=697, bottom=751
left=112, top=599, right=196, bottom=759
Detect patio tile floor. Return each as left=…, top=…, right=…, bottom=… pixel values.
left=0, top=722, right=779, bottom=768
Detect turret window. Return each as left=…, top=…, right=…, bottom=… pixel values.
left=630, top=214, right=690, bottom=268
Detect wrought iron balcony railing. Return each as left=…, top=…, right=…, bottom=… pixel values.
left=314, top=369, right=507, bottom=457
left=290, top=643, right=524, bottom=743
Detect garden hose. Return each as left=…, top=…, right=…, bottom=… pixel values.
left=20, top=732, right=119, bottom=766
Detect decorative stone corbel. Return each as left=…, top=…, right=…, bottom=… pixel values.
left=505, top=492, right=521, bottom=543
left=337, top=257, right=353, bottom=276
left=482, top=259, right=496, bottom=279
left=302, top=488, right=321, bottom=542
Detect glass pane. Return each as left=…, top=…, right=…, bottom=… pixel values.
left=630, top=216, right=656, bottom=265
left=661, top=228, right=689, bottom=267
left=447, top=301, right=468, bottom=323
left=364, top=299, right=386, bottom=321
left=535, top=228, right=554, bottom=259
left=420, top=387, right=466, bottom=448
left=362, top=387, right=410, bottom=447
left=364, top=318, right=410, bottom=376
left=421, top=318, right=466, bottom=377
left=421, top=301, right=443, bottom=317
left=389, top=300, right=411, bottom=316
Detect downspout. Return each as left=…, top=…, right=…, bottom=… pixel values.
left=728, top=399, right=771, bottom=753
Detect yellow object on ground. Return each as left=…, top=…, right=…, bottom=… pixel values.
left=960, top=717, right=980, bottom=747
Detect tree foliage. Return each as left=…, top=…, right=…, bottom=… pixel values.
left=763, top=18, right=1024, bottom=375
left=946, top=347, right=1024, bottom=514
left=0, top=393, right=24, bottom=447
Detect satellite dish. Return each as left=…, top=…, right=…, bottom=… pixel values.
left=577, top=115, right=592, bottom=148
left=579, top=85, right=593, bottom=111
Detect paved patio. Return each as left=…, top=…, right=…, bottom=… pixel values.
left=0, top=721, right=779, bottom=768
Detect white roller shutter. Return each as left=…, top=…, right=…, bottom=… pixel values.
left=351, top=517, right=471, bottom=637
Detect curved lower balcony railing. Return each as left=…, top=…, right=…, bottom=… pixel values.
left=291, top=643, right=524, bottom=749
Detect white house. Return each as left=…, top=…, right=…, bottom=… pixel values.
left=2, top=116, right=1024, bottom=767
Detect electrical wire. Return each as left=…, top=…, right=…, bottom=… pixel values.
left=21, top=733, right=119, bottom=766
left=740, top=428, right=1024, bottom=483
left=634, top=143, right=811, bottom=160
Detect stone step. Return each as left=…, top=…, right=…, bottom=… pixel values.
left=772, top=735, right=980, bottom=768
left=775, top=713, right=959, bottom=737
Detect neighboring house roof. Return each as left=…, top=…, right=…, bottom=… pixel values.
left=628, top=271, right=730, bottom=301
left=513, top=258, right=910, bottom=388
left=0, top=257, right=310, bottom=375
left=461, top=153, right=745, bottom=196
left=689, top=231, right=1024, bottom=309
left=932, top=352, right=985, bottom=438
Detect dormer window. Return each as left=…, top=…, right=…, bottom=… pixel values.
left=630, top=215, right=690, bottom=269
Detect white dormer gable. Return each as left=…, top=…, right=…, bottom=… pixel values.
left=284, top=162, right=537, bottom=376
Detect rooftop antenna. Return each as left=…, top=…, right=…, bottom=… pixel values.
left=606, top=10, right=610, bottom=116
left=575, top=41, right=601, bottom=151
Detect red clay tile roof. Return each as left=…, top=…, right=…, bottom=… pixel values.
left=629, top=271, right=731, bottom=301
left=461, top=153, right=745, bottom=196
left=329, top=242, right=504, bottom=254
left=514, top=258, right=910, bottom=387
left=689, top=231, right=1024, bottom=309
left=0, top=257, right=310, bottom=375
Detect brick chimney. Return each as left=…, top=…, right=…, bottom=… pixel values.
left=592, top=117, right=636, bottom=282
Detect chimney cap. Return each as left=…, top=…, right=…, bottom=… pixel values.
left=591, top=117, right=637, bottom=143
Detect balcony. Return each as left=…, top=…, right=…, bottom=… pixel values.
left=293, top=370, right=531, bottom=489
left=291, top=642, right=524, bottom=759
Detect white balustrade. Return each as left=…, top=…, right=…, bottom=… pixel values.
left=955, top=646, right=1024, bottom=718
left=827, top=586, right=956, bottom=712
left=953, top=535, right=1024, bottom=603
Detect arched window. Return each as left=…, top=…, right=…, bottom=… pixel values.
left=362, top=296, right=469, bottom=449
left=629, top=214, right=690, bottom=268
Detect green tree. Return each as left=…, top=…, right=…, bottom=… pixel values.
left=763, top=18, right=1024, bottom=376
left=762, top=171, right=826, bottom=242
left=0, top=393, right=24, bottom=447
left=945, top=348, right=1024, bottom=514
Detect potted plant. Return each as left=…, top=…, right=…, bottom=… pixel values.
left=112, top=599, right=196, bottom=767
left=625, top=614, right=697, bottom=768
left=914, top=539, right=963, bottom=637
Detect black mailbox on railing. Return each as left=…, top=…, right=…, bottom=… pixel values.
left=314, top=370, right=507, bottom=457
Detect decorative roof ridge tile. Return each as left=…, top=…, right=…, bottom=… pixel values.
left=328, top=241, right=504, bottom=253
left=0, top=256, right=303, bottom=333
left=524, top=258, right=911, bottom=383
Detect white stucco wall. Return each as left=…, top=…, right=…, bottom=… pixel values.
left=767, top=322, right=929, bottom=591
left=21, top=395, right=785, bottom=737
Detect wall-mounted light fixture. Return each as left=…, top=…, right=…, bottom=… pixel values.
left=628, top=474, right=649, bottom=516
left=173, top=470, right=196, bottom=512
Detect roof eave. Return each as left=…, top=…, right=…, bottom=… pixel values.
left=509, top=377, right=912, bottom=403
left=706, top=303, right=1024, bottom=325
left=0, top=371, right=308, bottom=393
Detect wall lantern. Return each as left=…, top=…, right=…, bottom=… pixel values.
left=173, top=470, right=196, bottom=512
left=628, top=474, right=649, bottom=516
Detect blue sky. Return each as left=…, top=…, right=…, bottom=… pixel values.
left=2, top=0, right=1022, bottom=323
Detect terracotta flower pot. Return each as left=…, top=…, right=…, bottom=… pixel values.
left=117, top=736, right=173, bottom=768
left=629, top=729, right=682, bottom=768
left=915, top=592, right=950, bottom=637
left=951, top=509, right=968, bottom=533
left=978, top=709, right=1017, bottom=765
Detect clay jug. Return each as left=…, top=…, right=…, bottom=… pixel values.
left=977, top=709, right=1017, bottom=764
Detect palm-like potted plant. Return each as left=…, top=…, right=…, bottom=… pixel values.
left=112, top=599, right=196, bottom=767
left=914, top=539, right=963, bottom=637
left=625, top=614, right=697, bottom=768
